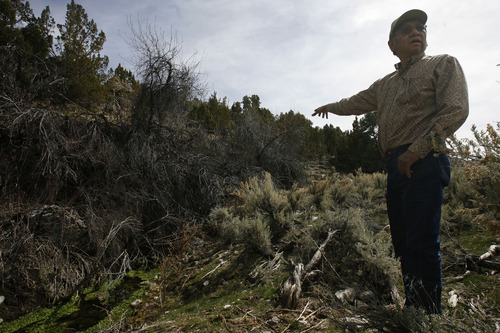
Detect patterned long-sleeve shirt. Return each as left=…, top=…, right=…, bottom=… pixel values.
left=324, top=52, right=469, bottom=158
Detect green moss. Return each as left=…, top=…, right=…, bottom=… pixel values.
left=128, top=268, right=159, bottom=281
left=458, top=229, right=497, bottom=255
left=0, top=271, right=153, bottom=333
left=0, top=295, right=80, bottom=333
left=83, top=279, right=121, bottom=303
left=83, top=285, right=148, bottom=333
left=463, top=273, right=499, bottom=305
left=159, top=264, right=282, bottom=330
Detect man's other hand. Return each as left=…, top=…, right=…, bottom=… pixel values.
left=398, top=150, right=420, bottom=178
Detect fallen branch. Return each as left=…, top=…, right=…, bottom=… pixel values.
left=281, top=302, right=310, bottom=333
left=466, top=245, right=500, bottom=271
left=280, top=229, right=338, bottom=308
left=479, top=245, right=499, bottom=261
left=444, top=244, right=500, bottom=274
left=301, top=319, right=326, bottom=333
left=201, top=260, right=225, bottom=280
left=444, top=270, right=471, bottom=283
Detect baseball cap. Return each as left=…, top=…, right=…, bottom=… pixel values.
left=390, top=9, right=427, bottom=38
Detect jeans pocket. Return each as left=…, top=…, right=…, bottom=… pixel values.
left=439, top=154, right=451, bottom=187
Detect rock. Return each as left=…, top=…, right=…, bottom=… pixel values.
left=358, top=290, right=375, bottom=301
left=131, top=299, right=142, bottom=307
left=335, top=287, right=356, bottom=304
left=342, top=315, right=369, bottom=325
left=355, top=300, right=369, bottom=310
left=266, top=316, right=280, bottom=326
left=448, top=290, right=458, bottom=308
left=0, top=295, right=4, bottom=305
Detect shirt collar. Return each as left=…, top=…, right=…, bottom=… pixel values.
left=394, top=52, right=426, bottom=71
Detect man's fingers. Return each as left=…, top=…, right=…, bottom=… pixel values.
left=398, top=162, right=411, bottom=178
left=397, top=150, right=420, bottom=178
left=317, top=111, right=328, bottom=119
left=312, top=107, right=328, bottom=118
left=405, top=168, right=413, bottom=178
left=400, top=162, right=410, bottom=177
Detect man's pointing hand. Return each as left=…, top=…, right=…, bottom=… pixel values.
left=312, top=105, right=329, bottom=118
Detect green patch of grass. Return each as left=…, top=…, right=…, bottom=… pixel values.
left=447, top=271, right=499, bottom=326
left=177, top=276, right=277, bottom=315
left=462, top=273, right=499, bottom=306
left=156, top=246, right=285, bottom=331
left=159, top=283, right=277, bottom=331
left=0, top=270, right=154, bottom=333
left=0, top=295, right=80, bottom=333
left=83, top=279, right=122, bottom=304
left=457, top=228, right=497, bottom=255
left=128, top=268, right=159, bottom=281
left=83, top=283, right=150, bottom=332
left=444, top=271, right=499, bottom=332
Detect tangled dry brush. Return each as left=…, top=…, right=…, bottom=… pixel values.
left=0, top=101, right=250, bottom=320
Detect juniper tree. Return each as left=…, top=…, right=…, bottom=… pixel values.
left=56, top=0, right=108, bottom=107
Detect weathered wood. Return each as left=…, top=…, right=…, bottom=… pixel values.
left=466, top=256, right=500, bottom=271
left=280, top=229, right=337, bottom=308
left=479, top=245, right=499, bottom=261
left=449, top=244, right=500, bottom=272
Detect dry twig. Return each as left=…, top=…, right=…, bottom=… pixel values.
left=280, top=229, right=338, bottom=308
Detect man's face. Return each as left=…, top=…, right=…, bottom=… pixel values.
left=388, top=20, right=427, bottom=60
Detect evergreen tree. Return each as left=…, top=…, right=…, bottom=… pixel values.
left=322, top=124, right=346, bottom=159
left=230, top=101, right=243, bottom=126
left=207, top=92, right=230, bottom=131
left=0, top=0, right=16, bottom=32
left=302, top=126, right=327, bottom=159
left=334, top=115, right=384, bottom=173
left=104, top=64, right=140, bottom=122
left=242, top=95, right=274, bottom=125
left=56, top=0, right=108, bottom=107
left=359, top=111, right=378, bottom=141
left=0, top=0, right=55, bottom=101
left=189, top=101, right=215, bottom=130
left=276, top=110, right=312, bottom=157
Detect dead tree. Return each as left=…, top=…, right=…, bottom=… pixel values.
left=280, top=229, right=338, bottom=308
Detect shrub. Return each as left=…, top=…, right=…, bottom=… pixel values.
left=287, top=183, right=314, bottom=212
left=233, top=173, right=292, bottom=240
left=208, top=207, right=273, bottom=256
left=447, top=122, right=500, bottom=233
left=308, top=178, right=335, bottom=210
left=209, top=173, right=281, bottom=256
left=348, top=208, right=400, bottom=294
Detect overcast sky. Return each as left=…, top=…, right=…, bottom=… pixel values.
left=30, top=0, right=499, bottom=139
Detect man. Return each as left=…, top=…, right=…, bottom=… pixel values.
left=312, top=9, right=468, bottom=314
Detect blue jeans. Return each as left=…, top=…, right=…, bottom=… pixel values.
left=385, top=145, right=450, bottom=314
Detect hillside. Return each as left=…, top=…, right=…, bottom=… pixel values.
left=1, top=137, right=499, bottom=331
